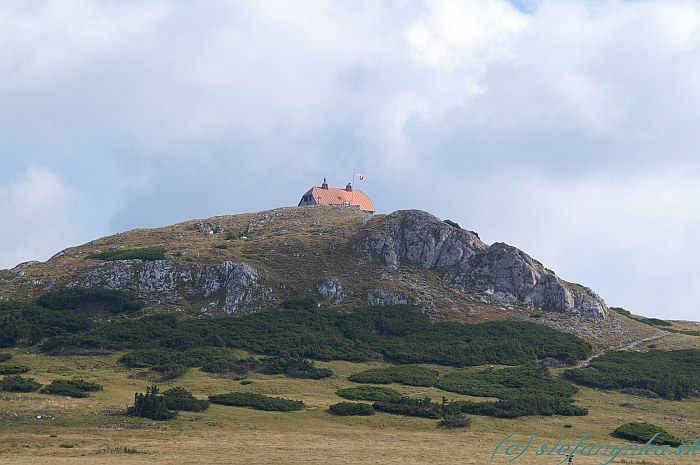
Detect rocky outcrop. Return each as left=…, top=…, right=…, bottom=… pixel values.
left=367, top=287, right=409, bottom=306
left=354, top=210, right=607, bottom=319
left=66, top=259, right=272, bottom=314
left=354, top=210, right=486, bottom=269
left=316, top=277, right=346, bottom=304
left=0, top=207, right=609, bottom=321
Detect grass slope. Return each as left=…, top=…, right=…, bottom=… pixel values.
left=1, top=350, right=699, bottom=465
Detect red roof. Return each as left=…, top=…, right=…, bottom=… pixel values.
left=299, top=186, right=375, bottom=213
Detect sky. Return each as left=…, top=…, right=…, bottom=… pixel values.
left=2, top=0, right=700, bottom=320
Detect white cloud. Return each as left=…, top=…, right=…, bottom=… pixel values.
left=2, top=0, right=700, bottom=319
left=0, top=167, right=81, bottom=269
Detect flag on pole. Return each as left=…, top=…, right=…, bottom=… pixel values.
left=355, top=174, right=364, bottom=181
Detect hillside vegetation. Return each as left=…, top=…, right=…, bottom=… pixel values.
left=34, top=299, right=592, bottom=366
left=565, top=349, right=700, bottom=399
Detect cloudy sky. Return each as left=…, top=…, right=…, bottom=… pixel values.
left=2, top=0, right=700, bottom=320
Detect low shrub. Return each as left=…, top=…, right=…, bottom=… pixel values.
left=42, top=304, right=592, bottom=368
left=0, top=353, right=11, bottom=362
left=373, top=397, right=441, bottom=418
left=437, top=365, right=578, bottom=400
left=639, top=318, right=672, bottom=327
left=336, top=386, right=402, bottom=402
left=0, top=363, right=30, bottom=375
left=260, top=356, right=333, bottom=379
left=119, top=349, right=333, bottom=380
left=438, top=414, right=472, bottom=428
left=41, top=379, right=103, bottom=398
left=153, top=364, right=188, bottom=381
left=610, top=307, right=631, bottom=316
left=612, top=422, right=682, bottom=447
left=209, top=392, right=305, bottom=412
left=0, top=300, right=91, bottom=348
left=162, top=387, right=210, bottom=412
left=446, top=395, right=588, bottom=419
left=328, top=402, right=375, bottom=416
left=37, top=288, right=144, bottom=314
left=281, top=298, right=318, bottom=310
left=119, top=348, right=179, bottom=368
left=130, top=385, right=176, bottom=420
left=564, top=349, right=700, bottom=400
left=0, top=375, right=42, bottom=392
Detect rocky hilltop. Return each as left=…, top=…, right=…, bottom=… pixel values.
left=353, top=210, right=606, bottom=319
left=3, top=205, right=662, bottom=349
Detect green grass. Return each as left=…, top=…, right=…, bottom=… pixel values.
left=86, top=246, right=166, bottom=261
left=348, top=366, right=439, bottom=386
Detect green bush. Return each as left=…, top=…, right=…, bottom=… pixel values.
left=0, top=300, right=90, bottom=348
left=336, top=386, right=402, bottom=402
left=209, top=392, right=304, bottom=412
left=87, top=247, right=166, bottom=261
left=0, top=375, right=42, bottom=392
left=40, top=379, right=103, bottom=398
left=435, top=365, right=586, bottom=418
left=153, top=364, right=188, bottom=381
left=37, top=288, right=144, bottom=314
left=281, top=298, right=318, bottom=310
left=443, top=219, right=461, bottom=229
left=44, top=305, right=591, bottom=369
left=437, top=364, right=577, bottom=399
left=119, top=348, right=180, bottom=368
left=328, top=402, right=375, bottom=416
left=565, top=349, right=700, bottom=400
left=612, top=422, right=682, bottom=447
left=639, top=318, right=672, bottom=327
left=438, top=414, right=472, bottom=428
left=373, top=397, right=441, bottom=418
left=182, top=347, right=242, bottom=368
left=259, top=357, right=333, bottom=379
left=0, top=363, right=30, bottom=375
left=130, top=385, right=176, bottom=420
left=162, top=387, right=210, bottom=412
left=610, top=307, right=631, bottom=316
left=348, top=366, right=438, bottom=387
left=119, top=349, right=332, bottom=380
left=447, top=395, right=588, bottom=419
left=0, top=353, right=11, bottom=362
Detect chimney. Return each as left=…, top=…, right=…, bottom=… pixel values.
left=321, top=178, right=328, bottom=189
left=345, top=183, right=353, bottom=192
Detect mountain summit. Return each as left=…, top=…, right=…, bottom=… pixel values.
left=1, top=206, right=607, bottom=321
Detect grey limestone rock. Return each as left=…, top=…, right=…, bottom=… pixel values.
left=66, top=259, right=272, bottom=314
left=354, top=210, right=486, bottom=269
left=316, top=276, right=346, bottom=303
left=354, top=210, right=607, bottom=319
left=367, top=286, right=409, bottom=306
